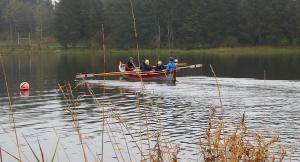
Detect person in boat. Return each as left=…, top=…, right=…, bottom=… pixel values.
left=155, top=60, right=165, bottom=71
left=125, top=57, right=136, bottom=71
left=174, top=59, right=178, bottom=65
left=141, top=59, right=153, bottom=71
left=140, top=59, right=145, bottom=70
left=165, top=57, right=176, bottom=72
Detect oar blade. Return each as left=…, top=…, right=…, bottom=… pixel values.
left=177, top=64, right=203, bottom=70
left=75, top=73, right=95, bottom=79
left=192, top=64, right=203, bottom=68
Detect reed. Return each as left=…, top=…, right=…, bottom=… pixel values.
left=210, top=64, right=222, bottom=107
left=101, top=23, right=106, bottom=162
left=0, top=54, right=22, bottom=162
left=199, top=106, right=290, bottom=162
left=0, top=145, right=2, bottom=162
left=58, top=83, right=88, bottom=162
left=128, top=0, right=141, bottom=67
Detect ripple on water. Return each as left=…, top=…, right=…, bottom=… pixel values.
left=0, top=76, right=300, bottom=161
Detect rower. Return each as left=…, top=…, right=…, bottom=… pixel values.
left=141, top=59, right=153, bottom=71
left=125, top=57, right=136, bottom=71
left=155, top=60, right=165, bottom=71
left=165, top=57, right=176, bottom=72
left=174, top=59, right=178, bottom=65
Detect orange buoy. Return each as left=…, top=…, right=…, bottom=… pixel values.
left=20, top=90, right=30, bottom=97
left=20, top=82, right=30, bottom=91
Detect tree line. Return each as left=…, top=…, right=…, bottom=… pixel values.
left=0, top=0, right=54, bottom=44
left=0, top=0, right=299, bottom=48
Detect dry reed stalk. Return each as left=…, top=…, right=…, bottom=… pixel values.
left=210, top=64, right=222, bottom=107
left=75, top=81, right=136, bottom=162
left=37, top=138, right=45, bottom=162
left=289, top=145, right=296, bottom=162
left=127, top=0, right=146, bottom=86
left=149, top=133, right=180, bottom=162
left=0, top=54, right=22, bottom=162
left=119, top=124, right=134, bottom=162
left=101, top=23, right=106, bottom=162
left=84, top=143, right=98, bottom=162
left=82, top=83, right=122, bottom=161
left=128, top=0, right=140, bottom=67
left=80, top=81, right=147, bottom=161
left=23, top=134, right=41, bottom=162
left=51, top=138, right=60, bottom=162
left=113, top=113, right=146, bottom=161
left=95, top=114, right=131, bottom=162
left=58, top=83, right=88, bottom=162
left=53, top=127, right=71, bottom=162
left=107, top=125, right=127, bottom=162
left=135, top=92, right=152, bottom=160
left=0, top=148, right=22, bottom=162
left=200, top=106, right=292, bottom=162
left=0, top=145, right=2, bottom=162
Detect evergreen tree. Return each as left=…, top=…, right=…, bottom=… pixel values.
left=0, top=0, right=300, bottom=47
left=184, top=0, right=239, bottom=47
left=54, top=0, right=103, bottom=47
left=104, top=0, right=133, bottom=48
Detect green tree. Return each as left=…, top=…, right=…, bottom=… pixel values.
left=183, top=0, right=239, bottom=47
left=3, top=0, right=35, bottom=40
left=35, top=0, right=54, bottom=42
left=54, top=0, right=103, bottom=47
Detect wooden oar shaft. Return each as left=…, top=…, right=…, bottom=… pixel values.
left=77, top=71, right=152, bottom=78
left=177, top=64, right=203, bottom=70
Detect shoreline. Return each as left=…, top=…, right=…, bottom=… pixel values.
left=1, top=46, right=300, bottom=55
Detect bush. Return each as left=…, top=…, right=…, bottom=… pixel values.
left=221, top=36, right=239, bottom=47
left=292, top=38, right=300, bottom=46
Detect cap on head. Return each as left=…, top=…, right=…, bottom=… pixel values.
left=145, top=59, right=150, bottom=65
left=129, top=57, right=133, bottom=60
left=169, top=57, right=174, bottom=62
left=174, top=59, right=178, bottom=63
left=157, top=60, right=162, bottom=65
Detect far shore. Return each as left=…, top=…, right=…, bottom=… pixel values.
left=1, top=45, right=300, bottom=55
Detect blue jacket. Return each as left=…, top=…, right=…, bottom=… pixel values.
left=165, top=62, right=176, bottom=72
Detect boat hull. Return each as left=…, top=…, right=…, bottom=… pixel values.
left=119, top=62, right=176, bottom=82
left=122, top=71, right=176, bottom=82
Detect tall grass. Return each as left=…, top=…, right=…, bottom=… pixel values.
left=0, top=54, right=22, bottom=161
left=200, top=106, right=291, bottom=161
left=58, top=83, right=88, bottom=162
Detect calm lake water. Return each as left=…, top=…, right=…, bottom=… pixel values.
left=0, top=50, right=300, bottom=161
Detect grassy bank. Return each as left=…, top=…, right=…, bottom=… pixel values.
left=1, top=46, right=300, bottom=56
left=131, top=46, right=300, bottom=56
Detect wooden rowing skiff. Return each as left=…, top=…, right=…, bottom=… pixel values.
left=119, top=62, right=176, bottom=82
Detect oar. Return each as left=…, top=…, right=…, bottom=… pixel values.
left=76, top=70, right=149, bottom=79
left=177, top=63, right=188, bottom=67
left=176, top=64, right=203, bottom=70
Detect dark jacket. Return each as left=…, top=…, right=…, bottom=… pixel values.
left=125, top=61, right=135, bottom=71
left=155, top=65, right=165, bottom=71
left=142, top=64, right=152, bottom=71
